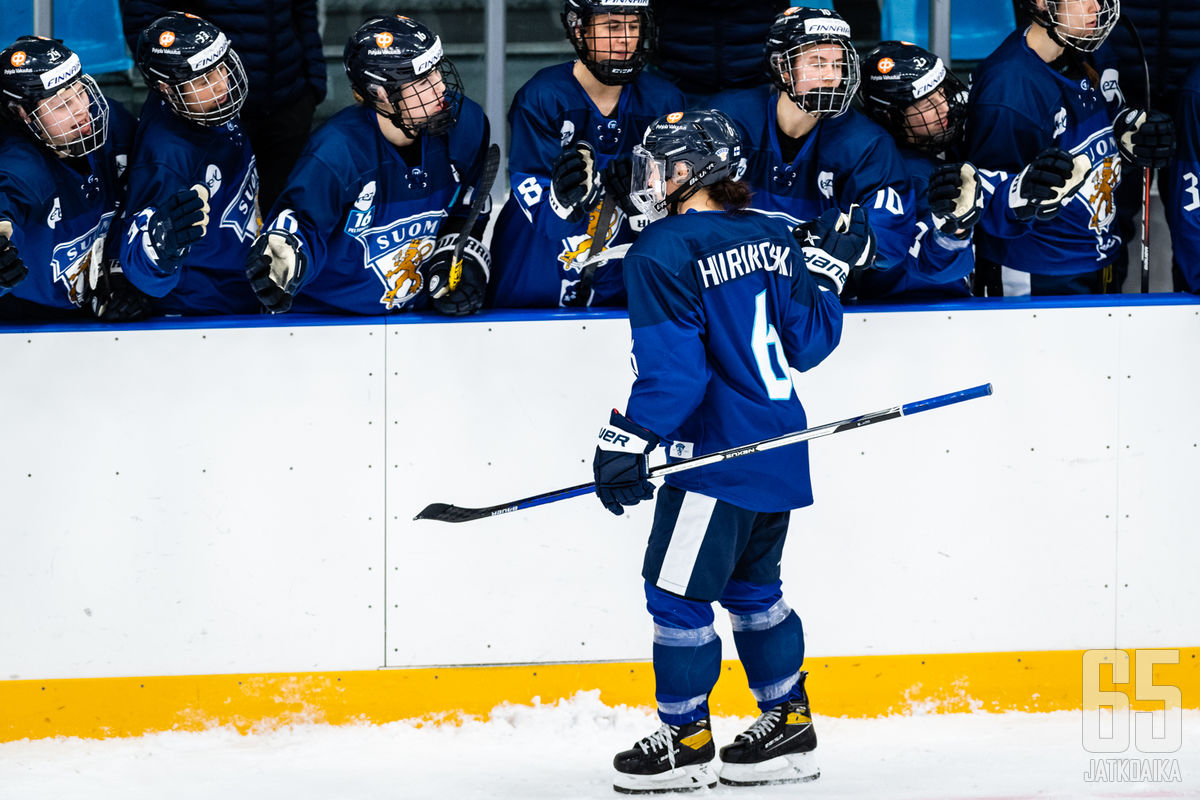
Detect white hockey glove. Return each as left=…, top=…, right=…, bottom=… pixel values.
left=928, top=162, right=983, bottom=239
left=245, top=230, right=308, bottom=313
left=549, top=141, right=601, bottom=223
left=0, top=219, right=28, bottom=290
left=792, top=205, right=876, bottom=294
left=1008, top=147, right=1092, bottom=222
left=146, top=184, right=210, bottom=266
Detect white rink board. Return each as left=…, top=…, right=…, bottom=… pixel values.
left=1, top=302, right=1197, bottom=681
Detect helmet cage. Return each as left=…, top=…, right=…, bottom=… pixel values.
left=160, top=47, right=248, bottom=127
left=1028, top=0, right=1120, bottom=52
left=24, top=73, right=110, bottom=157
left=897, top=72, right=967, bottom=152
left=629, top=110, right=741, bottom=221
left=563, top=7, right=656, bottom=86
left=370, top=58, right=463, bottom=137
left=771, top=39, right=861, bottom=118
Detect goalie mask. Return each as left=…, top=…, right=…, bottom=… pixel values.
left=344, top=15, right=463, bottom=137
left=860, top=41, right=968, bottom=154
left=629, top=109, right=743, bottom=222
left=562, top=0, right=657, bottom=86
left=1022, top=0, right=1119, bottom=53
left=766, top=6, right=860, bottom=118
left=136, top=13, right=248, bottom=126
left=0, top=36, right=109, bottom=157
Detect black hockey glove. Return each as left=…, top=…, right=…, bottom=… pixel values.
left=86, top=259, right=153, bottom=321
left=549, top=141, right=601, bottom=223
left=0, top=220, right=28, bottom=290
left=593, top=409, right=659, bottom=516
left=600, top=154, right=639, bottom=218
left=246, top=230, right=308, bottom=313
left=928, top=162, right=983, bottom=239
left=420, top=232, right=490, bottom=316
left=1113, top=108, right=1176, bottom=169
left=1008, top=146, right=1092, bottom=222
left=147, top=184, right=210, bottom=265
left=792, top=205, right=876, bottom=294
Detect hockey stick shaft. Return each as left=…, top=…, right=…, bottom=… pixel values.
left=1120, top=13, right=1153, bottom=293
left=442, top=143, right=501, bottom=296
left=564, top=191, right=615, bottom=307
left=414, top=383, right=993, bottom=523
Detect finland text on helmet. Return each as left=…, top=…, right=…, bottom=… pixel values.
left=136, top=12, right=248, bottom=126
left=1024, top=0, right=1119, bottom=53
left=0, top=36, right=110, bottom=157
left=628, top=109, right=743, bottom=222
left=344, top=15, right=463, bottom=137
left=562, top=0, right=658, bottom=86
left=766, top=7, right=861, bottom=118
left=859, top=41, right=968, bottom=154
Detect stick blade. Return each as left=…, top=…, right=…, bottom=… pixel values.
left=413, top=502, right=493, bottom=524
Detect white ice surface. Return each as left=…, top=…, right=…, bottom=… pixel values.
left=2, top=692, right=1197, bottom=800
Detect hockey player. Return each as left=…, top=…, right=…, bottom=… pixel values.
left=857, top=41, right=976, bottom=301
left=712, top=7, right=915, bottom=286
left=1168, top=58, right=1199, bottom=293
left=966, top=0, right=1175, bottom=295
left=246, top=14, right=491, bottom=316
left=486, top=0, right=684, bottom=308
left=593, top=109, right=874, bottom=792
left=121, top=12, right=260, bottom=315
left=0, top=36, right=141, bottom=320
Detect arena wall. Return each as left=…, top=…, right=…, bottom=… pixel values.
left=2, top=297, right=1197, bottom=740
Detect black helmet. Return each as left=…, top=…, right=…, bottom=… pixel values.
left=766, top=6, right=860, bottom=118
left=0, top=36, right=109, bottom=156
left=1020, top=0, right=1119, bottom=53
left=135, top=12, right=248, bottom=126
left=629, top=109, right=743, bottom=220
left=562, top=0, right=657, bottom=86
left=860, top=41, right=967, bottom=154
left=344, top=15, right=462, bottom=137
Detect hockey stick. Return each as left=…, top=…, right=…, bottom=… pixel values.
left=564, top=190, right=615, bottom=307
left=436, top=142, right=501, bottom=298
left=414, top=382, right=993, bottom=524
left=1119, top=13, right=1153, bottom=293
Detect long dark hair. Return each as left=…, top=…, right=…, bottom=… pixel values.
left=707, top=178, right=752, bottom=210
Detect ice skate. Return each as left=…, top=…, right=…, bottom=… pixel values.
left=718, top=673, right=819, bottom=786
left=612, top=718, right=717, bottom=794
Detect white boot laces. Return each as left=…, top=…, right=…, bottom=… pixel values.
left=639, top=723, right=680, bottom=768
left=740, top=708, right=782, bottom=742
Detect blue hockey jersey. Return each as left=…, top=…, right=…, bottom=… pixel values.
left=488, top=63, right=685, bottom=308
left=0, top=99, right=134, bottom=313
left=714, top=86, right=916, bottom=276
left=848, top=146, right=973, bottom=302
left=1168, top=60, right=1200, bottom=292
left=967, top=29, right=1125, bottom=274
left=623, top=209, right=843, bottom=512
left=120, top=96, right=261, bottom=315
left=263, top=97, right=491, bottom=315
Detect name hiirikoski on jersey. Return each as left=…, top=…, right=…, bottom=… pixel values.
left=348, top=207, right=446, bottom=309
left=697, top=239, right=792, bottom=289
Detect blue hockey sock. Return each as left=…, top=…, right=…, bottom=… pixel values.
left=721, top=578, right=805, bottom=711
left=645, top=581, right=722, bottom=726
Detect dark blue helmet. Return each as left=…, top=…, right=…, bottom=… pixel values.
left=0, top=36, right=109, bottom=156
left=765, top=7, right=860, bottom=118
left=860, top=41, right=967, bottom=154
left=562, top=0, right=657, bottom=86
left=629, top=109, right=743, bottom=220
left=136, top=13, right=248, bottom=126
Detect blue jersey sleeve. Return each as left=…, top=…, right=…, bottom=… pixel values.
left=263, top=148, right=352, bottom=291
left=445, top=99, right=493, bottom=238
left=835, top=128, right=916, bottom=273
left=1169, top=68, right=1200, bottom=292
left=505, top=82, right=581, bottom=243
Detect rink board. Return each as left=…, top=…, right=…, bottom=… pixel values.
left=0, top=297, right=1197, bottom=738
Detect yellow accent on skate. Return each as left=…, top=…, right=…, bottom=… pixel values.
left=679, top=728, right=713, bottom=749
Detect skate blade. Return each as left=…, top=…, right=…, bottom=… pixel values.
left=718, top=751, right=819, bottom=786
left=613, top=763, right=717, bottom=794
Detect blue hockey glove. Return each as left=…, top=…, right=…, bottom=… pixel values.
left=1008, top=147, right=1091, bottom=222
left=0, top=220, right=28, bottom=290
left=593, top=409, right=659, bottom=516
left=147, top=184, right=210, bottom=265
left=792, top=205, right=876, bottom=294
left=928, top=162, right=983, bottom=238
left=549, top=141, right=601, bottom=223
left=1114, top=108, right=1176, bottom=169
